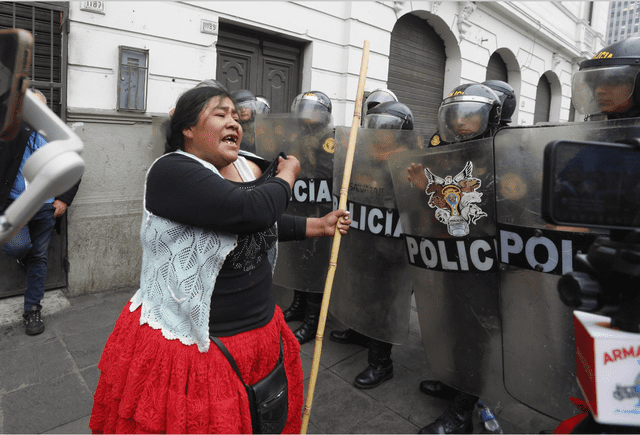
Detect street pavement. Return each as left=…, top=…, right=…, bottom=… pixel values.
left=0, top=284, right=563, bottom=434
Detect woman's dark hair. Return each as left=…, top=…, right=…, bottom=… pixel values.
left=165, top=86, right=233, bottom=154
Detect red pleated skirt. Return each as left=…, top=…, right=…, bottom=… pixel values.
left=89, top=301, right=303, bottom=434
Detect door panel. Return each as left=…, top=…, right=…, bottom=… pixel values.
left=217, top=24, right=302, bottom=113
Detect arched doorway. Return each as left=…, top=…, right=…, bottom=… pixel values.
left=486, top=52, right=508, bottom=82
left=387, top=14, right=446, bottom=139
left=534, top=74, right=551, bottom=124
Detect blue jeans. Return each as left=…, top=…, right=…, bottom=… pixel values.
left=2, top=203, right=55, bottom=311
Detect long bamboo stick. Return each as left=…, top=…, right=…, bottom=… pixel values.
left=300, top=40, right=370, bottom=434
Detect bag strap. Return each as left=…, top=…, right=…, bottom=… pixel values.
left=211, top=336, right=246, bottom=384
left=210, top=335, right=284, bottom=387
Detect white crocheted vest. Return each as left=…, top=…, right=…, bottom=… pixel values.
left=130, top=150, right=263, bottom=353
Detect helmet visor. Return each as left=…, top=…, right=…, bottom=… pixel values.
left=438, top=101, right=491, bottom=142
left=572, top=65, right=640, bottom=115
left=255, top=99, right=270, bottom=115
left=363, top=113, right=404, bottom=130
left=293, top=98, right=331, bottom=125
left=235, top=100, right=256, bottom=123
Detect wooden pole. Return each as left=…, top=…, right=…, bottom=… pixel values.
left=300, top=40, right=370, bottom=434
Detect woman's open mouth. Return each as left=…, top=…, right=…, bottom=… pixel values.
left=222, top=134, right=238, bottom=146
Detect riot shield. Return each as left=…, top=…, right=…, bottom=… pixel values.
left=255, top=114, right=335, bottom=293
left=329, top=127, right=423, bottom=344
left=389, top=137, right=504, bottom=398
left=494, top=118, right=640, bottom=420
left=239, top=117, right=256, bottom=154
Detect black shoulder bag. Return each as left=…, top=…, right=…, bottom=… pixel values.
left=210, top=335, right=288, bottom=434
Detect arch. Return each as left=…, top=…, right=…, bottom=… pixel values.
left=490, top=48, right=521, bottom=124
left=411, top=9, right=462, bottom=96
left=486, top=52, right=508, bottom=82
left=534, top=74, right=551, bottom=123
left=534, top=71, right=562, bottom=123
left=547, top=72, right=563, bottom=122
left=387, top=12, right=453, bottom=138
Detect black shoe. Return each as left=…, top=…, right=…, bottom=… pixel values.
left=419, top=380, right=458, bottom=400
left=354, top=362, right=393, bottom=389
left=23, top=308, right=44, bottom=336
left=283, top=290, right=306, bottom=322
left=293, top=296, right=321, bottom=344
left=329, top=329, right=369, bottom=346
left=293, top=322, right=316, bottom=344
left=418, top=392, right=477, bottom=434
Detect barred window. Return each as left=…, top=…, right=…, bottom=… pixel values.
left=117, top=46, right=148, bottom=112
left=0, top=2, right=68, bottom=119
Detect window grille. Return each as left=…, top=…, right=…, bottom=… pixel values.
left=0, top=2, right=68, bottom=119
left=117, top=46, right=148, bottom=112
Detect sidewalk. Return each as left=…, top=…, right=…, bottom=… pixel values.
left=0, top=285, right=562, bottom=434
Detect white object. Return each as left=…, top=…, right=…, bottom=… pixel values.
left=574, top=310, right=640, bottom=426
left=0, top=89, right=85, bottom=244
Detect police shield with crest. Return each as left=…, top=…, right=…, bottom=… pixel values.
left=391, top=83, right=506, bottom=434
left=254, top=91, right=336, bottom=344
left=329, top=99, right=423, bottom=389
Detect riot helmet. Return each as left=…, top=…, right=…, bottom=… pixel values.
left=482, top=80, right=516, bottom=125
left=437, top=83, right=502, bottom=143
left=572, top=37, right=640, bottom=119
left=230, top=89, right=257, bottom=123
left=364, top=101, right=414, bottom=130
left=255, top=96, right=271, bottom=115
left=291, top=91, right=332, bottom=126
left=364, top=88, right=398, bottom=113
left=195, top=79, right=229, bottom=93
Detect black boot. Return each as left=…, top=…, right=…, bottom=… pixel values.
left=293, top=293, right=321, bottom=344
left=283, top=290, right=306, bottom=322
left=419, top=380, right=458, bottom=400
left=418, top=391, right=477, bottom=434
left=329, top=328, right=370, bottom=347
left=354, top=339, right=393, bottom=389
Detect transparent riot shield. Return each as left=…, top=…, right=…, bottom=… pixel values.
left=389, top=137, right=505, bottom=398
left=239, top=117, right=256, bottom=154
left=328, top=127, right=423, bottom=344
left=255, top=114, right=335, bottom=293
left=494, top=118, right=640, bottom=420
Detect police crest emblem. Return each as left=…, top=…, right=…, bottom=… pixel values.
left=424, top=161, right=487, bottom=237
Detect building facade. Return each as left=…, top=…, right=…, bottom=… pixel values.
left=0, top=1, right=607, bottom=298
left=606, top=1, right=640, bottom=45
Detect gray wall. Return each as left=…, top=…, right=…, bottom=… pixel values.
left=65, top=116, right=167, bottom=296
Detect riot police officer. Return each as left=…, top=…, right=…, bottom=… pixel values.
left=364, top=88, right=399, bottom=113
left=255, top=95, right=271, bottom=115
left=230, top=89, right=259, bottom=153
left=482, top=80, right=516, bottom=127
left=329, top=88, right=400, bottom=348
left=572, top=36, right=640, bottom=121
left=280, top=91, right=336, bottom=344
left=408, top=83, right=504, bottom=434
left=329, top=101, right=416, bottom=389
left=427, top=82, right=504, bottom=148
left=551, top=36, right=640, bottom=435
